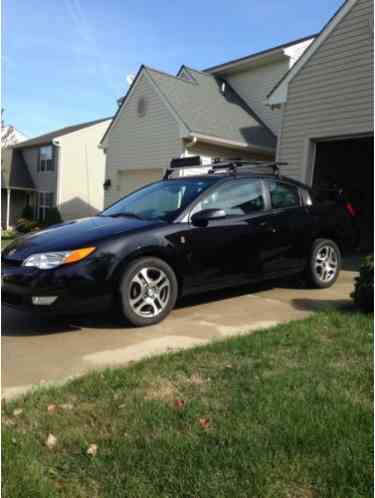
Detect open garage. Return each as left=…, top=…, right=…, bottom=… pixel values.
left=313, top=135, right=374, bottom=250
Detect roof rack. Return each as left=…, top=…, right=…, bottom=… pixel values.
left=211, top=160, right=288, bottom=176
left=163, top=156, right=288, bottom=179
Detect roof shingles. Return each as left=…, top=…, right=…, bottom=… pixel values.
left=13, top=117, right=111, bottom=149
left=145, top=66, right=276, bottom=150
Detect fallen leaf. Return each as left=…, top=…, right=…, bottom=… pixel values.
left=13, top=408, right=23, bottom=416
left=47, top=404, right=57, bottom=413
left=86, top=444, right=97, bottom=457
left=199, top=418, right=210, bottom=429
left=60, top=403, right=73, bottom=411
left=46, top=433, right=57, bottom=450
left=3, top=417, right=15, bottom=427
left=175, top=399, right=185, bottom=409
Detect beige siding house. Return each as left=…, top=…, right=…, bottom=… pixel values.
left=3, top=118, right=111, bottom=227
left=101, top=66, right=276, bottom=207
left=101, top=35, right=315, bottom=206
left=267, top=0, right=373, bottom=247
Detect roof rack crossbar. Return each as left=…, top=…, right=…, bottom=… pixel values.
left=210, top=160, right=288, bottom=176
left=163, top=157, right=288, bottom=179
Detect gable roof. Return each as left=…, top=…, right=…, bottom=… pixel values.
left=204, top=34, right=318, bottom=75
left=101, top=65, right=276, bottom=153
left=1, top=148, right=35, bottom=190
left=266, top=0, right=358, bottom=105
left=13, top=117, right=112, bottom=149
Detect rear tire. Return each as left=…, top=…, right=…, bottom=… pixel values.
left=119, top=257, right=178, bottom=327
left=306, top=239, right=341, bottom=289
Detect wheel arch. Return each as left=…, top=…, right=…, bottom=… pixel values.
left=312, top=232, right=343, bottom=255
left=109, top=247, right=185, bottom=297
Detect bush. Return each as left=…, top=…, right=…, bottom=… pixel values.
left=351, top=255, right=374, bottom=312
left=44, top=207, right=62, bottom=227
left=15, top=218, right=42, bottom=234
left=21, top=204, right=34, bottom=220
left=1, top=229, right=16, bottom=240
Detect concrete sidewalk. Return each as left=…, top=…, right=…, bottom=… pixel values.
left=2, top=261, right=358, bottom=399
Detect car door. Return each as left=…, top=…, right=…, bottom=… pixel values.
left=259, top=179, right=310, bottom=277
left=184, top=178, right=267, bottom=292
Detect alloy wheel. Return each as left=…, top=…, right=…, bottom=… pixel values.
left=129, top=267, right=171, bottom=318
left=314, top=245, right=338, bottom=283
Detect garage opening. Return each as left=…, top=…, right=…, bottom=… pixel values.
left=312, top=135, right=374, bottom=252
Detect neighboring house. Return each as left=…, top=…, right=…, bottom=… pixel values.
left=1, top=117, right=111, bottom=228
left=267, top=0, right=373, bottom=246
left=100, top=35, right=315, bottom=206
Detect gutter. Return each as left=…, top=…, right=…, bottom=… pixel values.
left=184, top=133, right=275, bottom=155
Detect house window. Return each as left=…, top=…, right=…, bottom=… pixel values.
left=38, top=146, right=54, bottom=172
left=37, top=192, right=54, bottom=220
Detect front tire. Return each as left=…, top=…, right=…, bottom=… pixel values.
left=119, top=257, right=178, bottom=327
left=306, top=239, right=341, bottom=289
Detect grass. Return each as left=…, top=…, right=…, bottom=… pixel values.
left=2, top=311, right=373, bottom=498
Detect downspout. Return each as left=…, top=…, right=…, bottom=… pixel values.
left=6, top=188, right=11, bottom=230
left=185, top=136, right=197, bottom=150
left=52, top=140, right=62, bottom=211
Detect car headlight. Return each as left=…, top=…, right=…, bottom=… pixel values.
left=22, top=247, right=96, bottom=270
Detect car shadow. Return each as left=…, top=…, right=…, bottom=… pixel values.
left=2, top=256, right=358, bottom=337
left=2, top=277, right=297, bottom=337
left=2, top=306, right=83, bottom=337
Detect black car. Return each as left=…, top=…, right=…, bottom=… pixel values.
left=2, top=159, right=356, bottom=327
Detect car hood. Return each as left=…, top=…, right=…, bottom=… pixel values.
left=2, top=216, right=163, bottom=262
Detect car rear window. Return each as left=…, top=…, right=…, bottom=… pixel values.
left=268, top=181, right=300, bottom=209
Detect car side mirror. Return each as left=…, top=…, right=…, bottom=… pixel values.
left=191, top=208, right=226, bottom=227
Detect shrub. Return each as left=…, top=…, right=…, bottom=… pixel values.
left=15, top=218, right=41, bottom=234
left=21, top=204, right=34, bottom=220
left=1, top=229, right=16, bottom=240
left=351, top=255, right=374, bottom=312
left=44, top=207, right=62, bottom=227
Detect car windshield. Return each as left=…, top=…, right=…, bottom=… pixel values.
left=101, top=177, right=219, bottom=222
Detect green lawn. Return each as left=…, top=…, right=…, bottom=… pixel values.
left=2, top=311, right=373, bottom=498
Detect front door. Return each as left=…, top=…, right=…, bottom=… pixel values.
left=185, top=178, right=267, bottom=291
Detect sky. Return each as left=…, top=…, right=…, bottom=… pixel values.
left=3, top=0, right=343, bottom=138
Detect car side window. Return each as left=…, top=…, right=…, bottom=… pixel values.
left=268, top=181, right=300, bottom=209
left=191, top=179, right=265, bottom=217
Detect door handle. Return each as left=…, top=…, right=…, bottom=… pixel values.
left=257, top=221, right=277, bottom=233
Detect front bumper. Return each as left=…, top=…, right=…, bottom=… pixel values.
left=2, top=258, right=113, bottom=315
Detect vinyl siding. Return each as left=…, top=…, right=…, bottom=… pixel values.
left=104, top=73, right=182, bottom=207
left=223, top=59, right=288, bottom=135
left=21, top=147, right=58, bottom=194
left=277, top=0, right=374, bottom=181
left=56, top=120, right=110, bottom=220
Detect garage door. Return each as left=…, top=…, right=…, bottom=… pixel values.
left=118, top=169, right=164, bottom=196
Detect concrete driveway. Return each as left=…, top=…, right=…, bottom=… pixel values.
left=2, top=258, right=359, bottom=399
